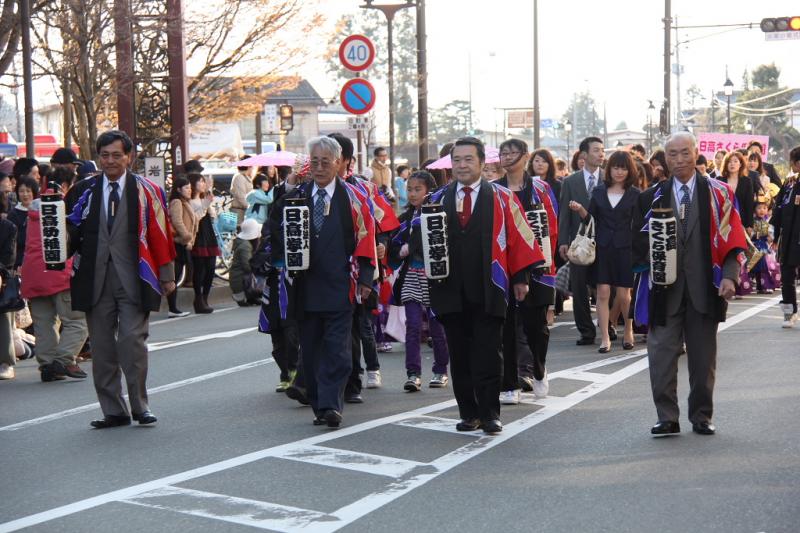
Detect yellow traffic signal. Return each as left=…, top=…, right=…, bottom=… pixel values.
left=760, top=16, right=800, bottom=32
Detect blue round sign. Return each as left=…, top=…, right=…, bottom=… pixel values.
left=340, top=79, right=376, bottom=115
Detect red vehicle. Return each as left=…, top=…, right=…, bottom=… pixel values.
left=16, top=134, right=80, bottom=159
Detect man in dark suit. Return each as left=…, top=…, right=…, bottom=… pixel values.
left=67, top=130, right=175, bottom=428
left=429, top=137, right=541, bottom=434
left=557, top=136, right=605, bottom=344
left=633, top=132, right=745, bottom=437
left=289, top=136, right=375, bottom=428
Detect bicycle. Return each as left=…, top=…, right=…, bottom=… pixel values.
left=211, top=190, right=237, bottom=280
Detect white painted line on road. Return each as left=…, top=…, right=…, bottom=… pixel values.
left=148, top=327, right=257, bottom=352
left=0, top=296, right=781, bottom=532
left=123, top=486, right=335, bottom=530
left=0, top=358, right=272, bottom=433
left=276, top=445, right=427, bottom=478
left=393, top=416, right=472, bottom=436
left=150, top=306, right=237, bottom=326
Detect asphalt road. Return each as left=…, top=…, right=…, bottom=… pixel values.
left=1, top=292, right=798, bottom=533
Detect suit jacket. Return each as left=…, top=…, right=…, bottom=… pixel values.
left=68, top=173, right=173, bottom=313
left=587, top=184, right=640, bottom=249
left=632, top=174, right=741, bottom=324
left=771, top=178, right=800, bottom=266
left=558, top=168, right=602, bottom=247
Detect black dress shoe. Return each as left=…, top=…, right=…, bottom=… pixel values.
left=344, top=392, right=364, bottom=404
left=482, top=419, right=503, bottom=434
left=692, top=421, right=716, bottom=435
left=650, top=420, right=681, bottom=436
left=313, top=416, right=326, bottom=426
left=323, top=409, right=342, bottom=428
left=622, top=341, right=635, bottom=350
left=598, top=344, right=612, bottom=354
left=455, top=419, right=481, bottom=431
left=132, top=411, right=158, bottom=425
left=285, top=385, right=310, bottom=405
left=576, top=337, right=595, bottom=346
left=90, top=415, right=132, bottom=429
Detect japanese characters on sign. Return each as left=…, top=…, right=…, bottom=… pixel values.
left=649, top=208, right=678, bottom=286
left=39, top=193, right=68, bottom=269
left=283, top=199, right=310, bottom=271
left=144, top=156, right=166, bottom=189
left=526, top=206, right=552, bottom=268
left=421, top=204, right=449, bottom=280
left=697, top=133, right=770, bottom=161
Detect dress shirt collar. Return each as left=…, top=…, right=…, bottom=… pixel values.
left=672, top=174, right=696, bottom=205
left=312, top=178, right=337, bottom=200
left=456, top=178, right=481, bottom=194
left=103, top=171, right=127, bottom=193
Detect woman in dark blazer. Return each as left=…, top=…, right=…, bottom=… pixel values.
left=569, top=150, right=640, bottom=353
left=718, top=151, right=754, bottom=230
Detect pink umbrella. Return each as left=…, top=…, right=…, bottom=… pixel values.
left=236, top=150, right=299, bottom=167
left=425, top=147, right=500, bottom=169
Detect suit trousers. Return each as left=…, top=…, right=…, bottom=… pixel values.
left=86, top=262, right=151, bottom=416
left=299, top=309, right=353, bottom=415
left=346, top=304, right=380, bottom=395
left=780, top=264, right=797, bottom=313
left=270, top=323, right=299, bottom=382
left=440, top=305, right=504, bottom=423
left=0, top=311, right=14, bottom=366
left=647, top=296, right=718, bottom=424
left=30, top=290, right=88, bottom=368
left=569, top=263, right=596, bottom=340
left=516, top=304, right=550, bottom=382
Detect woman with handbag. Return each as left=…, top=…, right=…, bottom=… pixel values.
left=0, top=217, right=18, bottom=379
left=187, top=173, right=220, bottom=314
left=569, top=150, right=640, bottom=353
left=167, top=177, right=198, bottom=317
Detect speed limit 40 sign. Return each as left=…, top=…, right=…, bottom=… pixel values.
left=338, top=34, right=375, bottom=72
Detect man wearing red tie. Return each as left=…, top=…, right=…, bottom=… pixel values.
left=428, top=137, right=543, bottom=434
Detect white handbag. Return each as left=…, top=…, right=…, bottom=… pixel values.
left=567, top=217, right=596, bottom=266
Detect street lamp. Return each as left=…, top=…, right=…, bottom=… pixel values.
left=564, top=119, right=572, bottom=157
left=745, top=119, right=753, bottom=133
left=723, top=77, right=734, bottom=133
left=361, top=0, right=416, bottom=178
left=647, top=100, right=655, bottom=154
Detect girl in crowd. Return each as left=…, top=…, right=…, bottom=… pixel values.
left=718, top=151, right=754, bottom=298
left=7, top=176, right=39, bottom=269
left=570, top=150, right=585, bottom=172
left=648, top=150, right=669, bottom=185
left=569, top=150, right=640, bottom=353
left=749, top=201, right=781, bottom=294
left=748, top=151, right=778, bottom=204
left=245, top=173, right=273, bottom=224
left=167, top=177, right=198, bottom=317
left=187, top=173, right=220, bottom=314
left=388, top=170, right=449, bottom=392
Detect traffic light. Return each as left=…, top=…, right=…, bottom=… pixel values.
left=279, top=104, right=294, bottom=132
left=760, top=16, right=800, bottom=32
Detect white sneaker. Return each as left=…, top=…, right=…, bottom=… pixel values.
left=0, top=363, right=15, bottom=380
left=533, top=371, right=549, bottom=398
left=366, top=370, right=382, bottom=389
left=500, top=389, right=520, bottom=405
left=781, top=304, right=797, bottom=329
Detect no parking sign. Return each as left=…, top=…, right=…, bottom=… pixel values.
left=340, top=78, right=376, bottom=115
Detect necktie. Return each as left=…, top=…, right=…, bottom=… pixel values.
left=587, top=174, right=596, bottom=195
left=680, top=184, right=691, bottom=233
left=459, top=186, right=473, bottom=228
left=107, top=181, right=120, bottom=233
left=313, top=188, right=327, bottom=233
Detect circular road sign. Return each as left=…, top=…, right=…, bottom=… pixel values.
left=339, top=34, right=376, bottom=72
left=340, top=78, right=376, bottom=115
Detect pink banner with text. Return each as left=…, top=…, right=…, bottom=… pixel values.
left=697, top=133, right=769, bottom=160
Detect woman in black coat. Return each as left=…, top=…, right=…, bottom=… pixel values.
left=718, top=151, right=754, bottom=230
left=569, top=150, right=640, bottom=353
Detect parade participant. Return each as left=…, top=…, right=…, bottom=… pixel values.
left=559, top=137, right=605, bottom=345
left=695, top=155, right=710, bottom=178
left=570, top=150, right=585, bottom=172
left=771, top=145, right=800, bottom=327
left=649, top=150, right=669, bottom=185
left=632, top=132, right=746, bottom=436
left=67, top=130, right=175, bottom=428
left=482, top=162, right=505, bottom=181
left=7, top=176, right=38, bottom=269
left=245, top=173, right=274, bottom=224
left=230, top=157, right=254, bottom=224
left=428, top=136, right=542, bottom=434
left=748, top=201, right=780, bottom=294
left=719, top=152, right=754, bottom=230
left=387, top=170, right=449, bottom=391
left=569, top=150, right=640, bottom=353
left=630, top=144, right=647, bottom=162
left=186, top=173, right=219, bottom=313
left=167, top=177, right=197, bottom=317
left=22, top=195, right=89, bottom=382
left=280, top=136, right=375, bottom=428
left=747, top=141, right=781, bottom=187
left=709, top=149, right=727, bottom=179
left=497, top=140, right=558, bottom=402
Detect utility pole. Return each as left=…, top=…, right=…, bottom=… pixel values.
left=674, top=15, right=682, bottom=130
left=415, top=0, right=428, bottom=166
left=663, top=0, right=671, bottom=135
left=167, top=0, right=189, bottom=173
left=20, top=0, right=34, bottom=156
left=113, top=0, right=135, bottom=145
left=254, top=112, right=262, bottom=155
left=533, top=0, right=540, bottom=148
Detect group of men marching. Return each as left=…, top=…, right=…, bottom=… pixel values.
left=67, top=129, right=755, bottom=438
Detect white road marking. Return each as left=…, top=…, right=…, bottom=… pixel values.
left=0, top=296, right=781, bottom=533
left=150, top=306, right=237, bottom=326
left=148, top=327, right=257, bottom=352
left=276, top=445, right=427, bottom=478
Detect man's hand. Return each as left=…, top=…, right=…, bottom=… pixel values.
left=399, top=244, right=409, bottom=258
left=719, top=278, right=736, bottom=300
left=376, top=243, right=386, bottom=260
left=559, top=244, right=569, bottom=261
left=161, top=281, right=176, bottom=296
left=513, top=282, right=529, bottom=302
left=359, top=284, right=372, bottom=303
